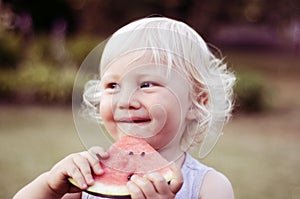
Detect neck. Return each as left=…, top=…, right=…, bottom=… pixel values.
left=158, top=145, right=186, bottom=168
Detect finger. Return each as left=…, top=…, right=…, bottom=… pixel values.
left=130, top=175, right=157, bottom=198
left=144, top=172, right=170, bottom=195
left=88, top=146, right=109, bottom=160
left=89, top=158, right=103, bottom=176
left=127, top=180, right=145, bottom=199
left=68, top=183, right=83, bottom=193
left=169, top=163, right=183, bottom=194
left=67, top=163, right=88, bottom=190
left=88, top=146, right=109, bottom=174
left=80, top=151, right=103, bottom=175
left=72, top=154, right=94, bottom=186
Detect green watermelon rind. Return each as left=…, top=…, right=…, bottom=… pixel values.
left=68, top=168, right=173, bottom=197
left=68, top=177, right=130, bottom=198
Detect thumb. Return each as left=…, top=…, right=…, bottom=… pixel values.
left=169, top=162, right=183, bottom=194
left=68, top=185, right=83, bottom=193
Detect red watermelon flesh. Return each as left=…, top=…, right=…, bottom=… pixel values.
left=69, top=136, right=173, bottom=198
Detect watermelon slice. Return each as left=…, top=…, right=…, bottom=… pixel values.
left=69, top=136, right=173, bottom=198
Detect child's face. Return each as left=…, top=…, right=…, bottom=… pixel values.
left=99, top=52, right=192, bottom=150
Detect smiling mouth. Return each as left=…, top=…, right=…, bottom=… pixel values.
left=132, top=119, right=151, bottom=123
left=117, top=118, right=151, bottom=124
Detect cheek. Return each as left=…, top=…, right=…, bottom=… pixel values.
left=99, top=97, right=114, bottom=122
left=151, top=94, right=183, bottom=129
left=99, top=98, right=120, bottom=138
left=163, top=92, right=190, bottom=131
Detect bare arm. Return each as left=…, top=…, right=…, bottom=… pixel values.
left=13, top=171, right=82, bottom=199
left=13, top=147, right=108, bottom=199
left=199, top=171, right=234, bottom=199
left=13, top=172, right=65, bottom=199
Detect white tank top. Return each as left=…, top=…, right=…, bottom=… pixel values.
left=82, top=153, right=213, bottom=199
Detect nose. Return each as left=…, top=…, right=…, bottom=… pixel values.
left=116, top=88, right=141, bottom=110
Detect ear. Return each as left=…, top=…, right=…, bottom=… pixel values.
left=202, top=92, right=208, bottom=106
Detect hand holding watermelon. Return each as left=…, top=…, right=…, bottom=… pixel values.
left=14, top=136, right=183, bottom=199
left=127, top=164, right=183, bottom=199
left=46, top=146, right=109, bottom=195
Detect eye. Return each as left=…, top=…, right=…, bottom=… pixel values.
left=140, top=82, right=155, bottom=88
left=105, top=82, right=120, bottom=92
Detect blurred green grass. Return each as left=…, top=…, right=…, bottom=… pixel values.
left=0, top=105, right=83, bottom=198
left=1, top=105, right=299, bottom=199
left=204, top=114, right=300, bottom=199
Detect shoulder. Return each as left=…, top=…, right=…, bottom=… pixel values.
left=199, top=170, right=234, bottom=199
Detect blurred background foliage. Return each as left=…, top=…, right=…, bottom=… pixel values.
left=0, top=0, right=300, bottom=110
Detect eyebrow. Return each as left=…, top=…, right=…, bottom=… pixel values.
left=101, top=73, right=119, bottom=81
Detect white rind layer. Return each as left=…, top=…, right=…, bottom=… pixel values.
left=69, top=169, right=173, bottom=196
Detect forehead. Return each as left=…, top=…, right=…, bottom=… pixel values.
left=101, top=49, right=188, bottom=77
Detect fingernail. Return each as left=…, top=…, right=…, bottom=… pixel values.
left=132, top=174, right=138, bottom=180
left=97, top=169, right=104, bottom=175
left=98, top=152, right=109, bottom=159
left=88, top=178, right=94, bottom=184
left=127, top=181, right=133, bottom=187
left=96, top=154, right=102, bottom=160
left=81, top=183, right=87, bottom=189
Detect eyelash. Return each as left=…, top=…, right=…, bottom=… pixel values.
left=106, top=83, right=120, bottom=89
left=104, top=81, right=159, bottom=91
left=140, top=81, right=156, bottom=88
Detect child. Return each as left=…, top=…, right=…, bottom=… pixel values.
left=14, top=17, right=235, bottom=199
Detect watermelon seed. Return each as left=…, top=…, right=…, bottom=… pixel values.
left=129, top=151, right=134, bottom=155
left=140, top=152, right=145, bottom=156
left=127, top=173, right=134, bottom=180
